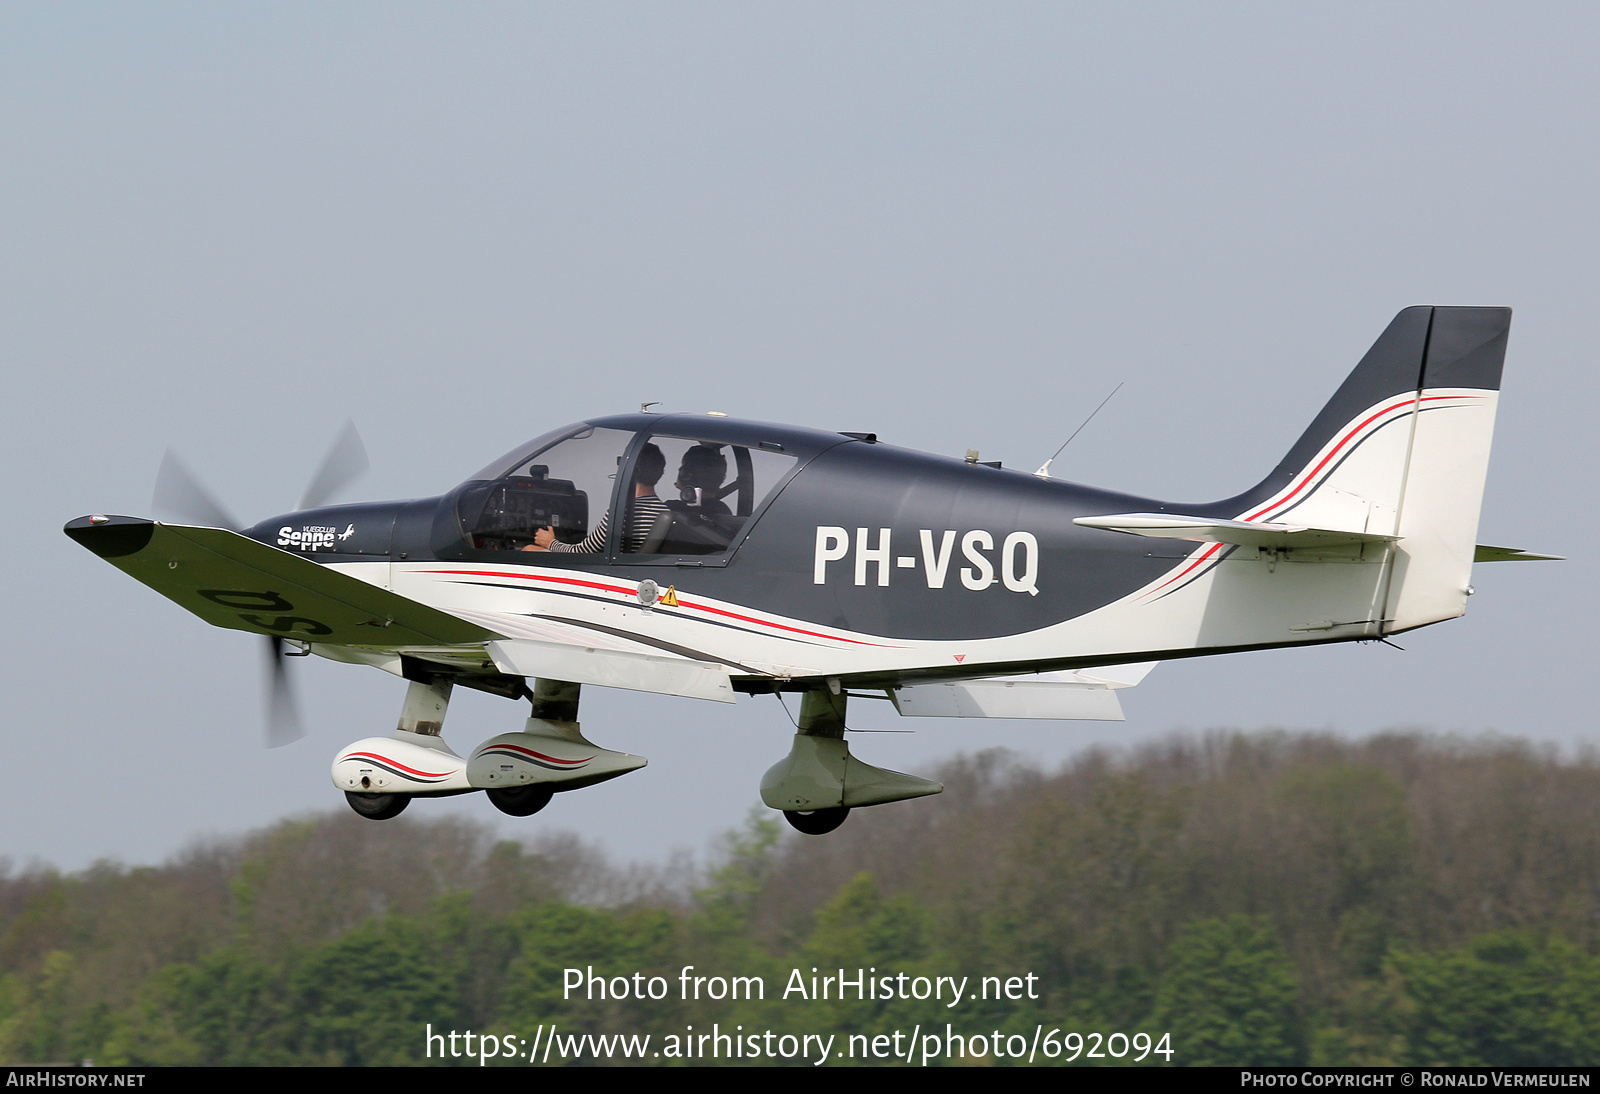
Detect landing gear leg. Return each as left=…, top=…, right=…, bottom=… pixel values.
left=397, top=676, right=453, bottom=736
left=528, top=678, right=580, bottom=721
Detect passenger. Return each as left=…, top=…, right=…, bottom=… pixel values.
left=525, top=443, right=669, bottom=553
left=673, top=444, right=731, bottom=516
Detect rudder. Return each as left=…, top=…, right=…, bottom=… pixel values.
left=1386, top=307, right=1510, bottom=631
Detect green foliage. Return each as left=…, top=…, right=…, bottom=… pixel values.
left=695, top=807, right=781, bottom=937
left=1150, top=915, right=1301, bottom=1066
left=103, top=948, right=286, bottom=1065
left=290, top=917, right=461, bottom=1066
left=1392, top=931, right=1600, bottom=1066
left=0, top=951, right=78, bottom=1064
left=804, top=873, right=929, bottom=970
left=501, top=903, right=683, bottom=1036
left=5, top=734, right=1600, bottom=1067
left=785, top=873, right=939, bottom=1039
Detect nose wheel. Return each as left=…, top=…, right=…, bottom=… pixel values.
left=783, top=807, right=849, bottom=835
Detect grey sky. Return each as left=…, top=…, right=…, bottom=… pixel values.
left=4, top=3, right=1592, bottom=870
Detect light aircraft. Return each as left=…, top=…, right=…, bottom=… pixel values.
left=65, top=306, right=1554, bottom=834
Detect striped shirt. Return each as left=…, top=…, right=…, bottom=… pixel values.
left=546, top=493, right=670, bottom=554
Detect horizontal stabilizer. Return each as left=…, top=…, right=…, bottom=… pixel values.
left=891, top=663, right=1157, bottom=720
left=1074, top=512, right=1397, bottom=551
left=1474, top=544, right=1564, bottom=562
left=64, top=516, right=497, bottom=646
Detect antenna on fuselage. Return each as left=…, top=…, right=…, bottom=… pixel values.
left=1034, top=382, right=1124, bottom=479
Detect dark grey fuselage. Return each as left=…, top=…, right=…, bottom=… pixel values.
left=242, top=307, right=1511, bottom=651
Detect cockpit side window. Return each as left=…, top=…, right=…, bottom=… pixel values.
left=457, top=426, right=635, bottom=553
left=630, top=436, right=799, bottom=556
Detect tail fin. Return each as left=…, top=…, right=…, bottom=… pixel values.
left=1222, top=306, right=1510, bottom=632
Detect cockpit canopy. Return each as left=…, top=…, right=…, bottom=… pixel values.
left=454, top=420, right=802, bottom=558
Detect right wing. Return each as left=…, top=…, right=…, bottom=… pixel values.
left=64, top=516, right=497, bottom=646
left=65, top=516, right=737, bottom=703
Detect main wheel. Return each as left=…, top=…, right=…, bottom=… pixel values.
left=783, top=806, right=850, bottom=835
left=487, top=784, right=554, bottom=817
left=345, top=791, right=410, bottom=821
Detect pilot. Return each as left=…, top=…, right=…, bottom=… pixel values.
left=524, top=443, right=669, bottom=554
left=672, top=444, right=731, bottom=516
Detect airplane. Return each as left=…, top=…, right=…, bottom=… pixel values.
left=64, top=306, right=1556, bottom=835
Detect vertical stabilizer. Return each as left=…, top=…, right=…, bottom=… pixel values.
left=1219, top=306, right=1510, bottom=634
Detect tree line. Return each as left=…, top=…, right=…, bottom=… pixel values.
left=3, top=731, right=1599, bottom=1065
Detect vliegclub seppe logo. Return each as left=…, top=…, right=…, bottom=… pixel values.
left=278, top=524, right=356, bottom=551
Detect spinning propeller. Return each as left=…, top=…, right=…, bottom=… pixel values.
left=152, top=422, right=369, bottom=748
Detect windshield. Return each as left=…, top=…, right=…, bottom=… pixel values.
left=456, top=425, right=635, bottom=552
left=467, top=423, right=592, bottom=481
left=455, top=423, right=802, bottom=557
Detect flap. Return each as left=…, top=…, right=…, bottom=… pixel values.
left=893, top=679, right=1125, bottom=720
left=890, top=662, right=1156, bottom=721
left=1065, top=661, right=1158, bottom=688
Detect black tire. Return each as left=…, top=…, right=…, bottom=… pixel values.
left=345, top=791, right=410, bottom=821
left=783, top=806, right=849, bottom=835
left=487, top=784, right=554, bottom=818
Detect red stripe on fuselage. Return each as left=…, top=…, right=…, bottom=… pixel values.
left=1140, top=394, right=1480, bottom=600
left=669, top=596, right=900, bottom=647
left=1244, top=395, right=1473, bottom=523
left=423, top=570, right=636, bottom=597
left=415, top=569, right=901, bottom=647
left=1142, top=542, right=1225, bottom=597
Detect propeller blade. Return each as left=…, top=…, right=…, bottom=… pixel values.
left=299, top=420, right=369, bottom=511
left=264, top=636, right=308, bottom=748
left=152, top=450, right=240, bottom=530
